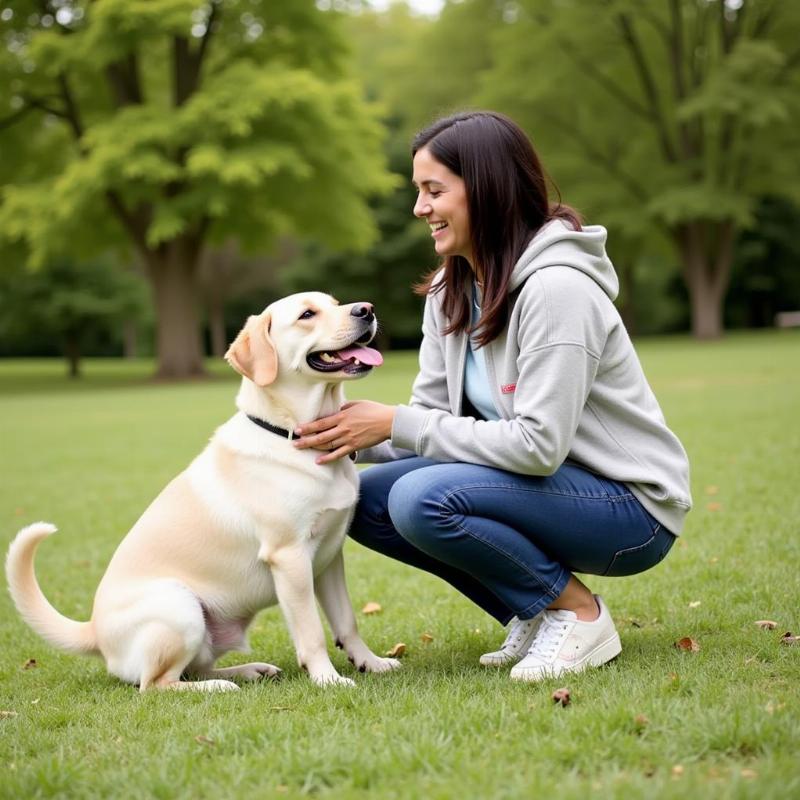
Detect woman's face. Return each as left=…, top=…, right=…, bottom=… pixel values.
left=412, top=147, right=473, bottom=266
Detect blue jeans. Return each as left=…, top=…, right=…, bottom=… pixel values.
left=350, top=458, right=675, bottom=624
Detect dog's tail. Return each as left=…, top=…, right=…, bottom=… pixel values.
left=5, top=523, right=97, bottom=654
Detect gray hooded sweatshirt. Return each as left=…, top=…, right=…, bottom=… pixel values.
left=360, top=219, right=692, bottom=535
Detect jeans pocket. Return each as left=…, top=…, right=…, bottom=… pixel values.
left=603, top=525, right=676, bottom=577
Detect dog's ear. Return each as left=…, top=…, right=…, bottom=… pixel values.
left=224, top=312, right=278, bottom=386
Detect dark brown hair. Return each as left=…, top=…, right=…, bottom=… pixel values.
left=412, top=111, right=581, bottom=346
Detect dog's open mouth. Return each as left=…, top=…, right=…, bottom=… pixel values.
left=307, top=343, right=383, bottom=375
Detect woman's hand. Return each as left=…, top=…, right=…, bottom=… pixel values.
left=293, top=401, right=396, bottom=465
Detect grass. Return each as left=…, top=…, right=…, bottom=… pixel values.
left=1, top=330, right=799, bottom=799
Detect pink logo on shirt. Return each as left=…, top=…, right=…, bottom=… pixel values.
left=501, top=383, right=516, bottom=394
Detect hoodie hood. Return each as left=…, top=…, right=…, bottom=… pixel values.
left=509, top=219, right=619, bottom=301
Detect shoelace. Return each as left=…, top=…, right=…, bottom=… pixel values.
left=500, top=616, right=538, bottom=651
left=524, top=613, right=569, bottom=663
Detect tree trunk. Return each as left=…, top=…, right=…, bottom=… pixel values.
left=675, top=220, right=735, bottom=339
left=144, top=241, right=205, bottom=378
left=64, top=336, right=81, bottom=379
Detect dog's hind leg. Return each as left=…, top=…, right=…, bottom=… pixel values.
left=136, top=622, right=239, bottom=693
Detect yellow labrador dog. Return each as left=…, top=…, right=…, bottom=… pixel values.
left=6, top=292, right=400, bottom=691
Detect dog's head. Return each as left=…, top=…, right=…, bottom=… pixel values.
left=225, top=292, right=382, bottom=387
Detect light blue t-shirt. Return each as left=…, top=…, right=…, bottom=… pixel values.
left=464, top=285, right=501, bottom=421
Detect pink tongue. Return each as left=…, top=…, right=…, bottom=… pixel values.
left=337, top=345, right=383, bottom=367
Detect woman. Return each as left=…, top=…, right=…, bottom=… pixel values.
left=294, top=111, right=691, bottom=681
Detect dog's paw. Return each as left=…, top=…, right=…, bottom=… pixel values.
left=310, top=671, right=356, bottom=688
left=360, top=656, right=402, bottom=674
left=235, top=662, right=282, bottom=681
left=205, top=679, right=241, bottom=692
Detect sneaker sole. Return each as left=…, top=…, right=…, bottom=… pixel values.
left=510, top=632, right=622, bottom=682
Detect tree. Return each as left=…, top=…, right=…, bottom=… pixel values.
left=480, top=0, right=800, bottom=338
left=0, top=1, right=393, bottom=377
left=0, top=255, right=149, bottom=377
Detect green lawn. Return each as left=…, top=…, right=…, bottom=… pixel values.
left=1, top=331, right=799, bottom=799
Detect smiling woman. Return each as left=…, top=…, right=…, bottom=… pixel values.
left=293, top=110, right=692, bottom=684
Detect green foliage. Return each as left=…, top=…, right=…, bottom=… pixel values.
left=0, top=0, right=392, bottom=264
left=0, top=256, right=150, bottom=369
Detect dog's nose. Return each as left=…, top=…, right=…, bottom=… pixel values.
left=350, top=303, right=374, bottom=323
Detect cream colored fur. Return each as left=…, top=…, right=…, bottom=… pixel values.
left=5, top=292, right=400, bottom=691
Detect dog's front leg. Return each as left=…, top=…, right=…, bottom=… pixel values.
left=315, top=551, right=402, bottom=675
left=266, top=544, right=354, bottom=687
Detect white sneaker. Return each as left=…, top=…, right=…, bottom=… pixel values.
left=510, top=595, right=621, bottom=682
left=479, top=615, right=541, bottom=667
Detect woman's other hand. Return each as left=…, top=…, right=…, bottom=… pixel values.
left=293, top=401, right=396, bottom=464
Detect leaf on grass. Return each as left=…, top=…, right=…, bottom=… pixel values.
left=674, top=637, right=700, bottom=652
left=754, top=620, right=777, bottom=630
left=706, top=502, right=722, bottom=512
left=194, top=735, right=215, bottom=746
left=22, top=658, right=37, bottom=670
left=740, top=768, right=758, bottom=780
left=633, top=713, right=649, bottom=728
left=688, top=601, right=701, bottom=608
left=269, top=706, right=293, bottom=712
left=671, top=765, right=684, bottom=777
left=385, top=643, right=406, bottom=658
left=704, top=485, right=719, bottom=495
left=708, top=556, right=719, bottom=564
left=361, top=602, right=382, bottom=615
left=0, top=711, right=18, bottom=718
left=551, top=687, right=570, bottom=707
left=420, top=632, right=434, bottom=643
left=780, top=632, right=800, bottom=646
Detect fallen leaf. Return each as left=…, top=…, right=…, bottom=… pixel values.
left=551, top=687, right=570, bottom=707
left=674, top=637, right=700, bottom=652
left=30, top=698, right=39, bottom=705
left=22, top=658, right=37, bottom=670
left=704, top=485, right=719, bottom=495
left=194, top=735, right=215, bottom=747
left=688, top=601, right=701, bottom=608
left=275, top=787, right=288, bottom=794
left=269, top=706, right=293, bottom=712
left=633, top=713, right=649, bottom=729
left=361, top=601, right=382, bottom=615
left=706, top=502, right=722, bottom=512
left=420, top=632, right=434, bottom=643
left=780, top=632, right=800, bottom=646
left=740, top=768, right=758, bottom=780
left=0, top=711, right=18, bottom=718
left=754, top=620, right=777, bottom=630
left=671, top=764, right=684, bottom=777
left=385, top=643, right=406, bottom=658
left=765, top=702, right=785, bottom=714
left=709, top=556, right=719, bottom=564
left=14, top=508, right=25, bottom=516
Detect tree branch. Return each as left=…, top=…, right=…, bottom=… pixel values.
left=529, top=11, right=656, bottom=125
left=616, top=12, right=678, bottom=163
left=105, top=53, right=144, bottom=108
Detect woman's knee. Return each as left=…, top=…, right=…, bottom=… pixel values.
left=387, top=467, right=453, bottom=549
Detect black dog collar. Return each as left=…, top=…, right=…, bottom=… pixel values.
left=246, top=414, right=300, bottom=441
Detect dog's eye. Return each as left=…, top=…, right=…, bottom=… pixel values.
left=298, top=309, right=316, bottom=321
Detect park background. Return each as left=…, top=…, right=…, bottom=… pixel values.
left=1, top=1, right=798, bottom=798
